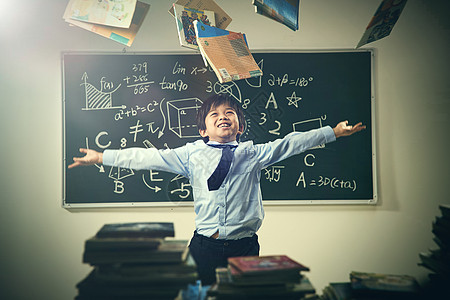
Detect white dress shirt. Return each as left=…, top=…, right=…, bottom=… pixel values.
left=103, top=126, right=336, bottom=240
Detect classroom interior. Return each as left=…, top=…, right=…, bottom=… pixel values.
left=1, top=0, right=449, bottom=299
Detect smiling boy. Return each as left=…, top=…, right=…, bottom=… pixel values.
left=69, top=94, right=365, bottom=285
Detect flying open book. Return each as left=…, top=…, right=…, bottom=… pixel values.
left=194, top=21, right=262, bottom=83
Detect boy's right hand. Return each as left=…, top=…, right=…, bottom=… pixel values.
left=68, top=148, right=103, bottom=169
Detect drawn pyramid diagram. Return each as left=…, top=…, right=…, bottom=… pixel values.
left=109, top=167, right=134, bottom=181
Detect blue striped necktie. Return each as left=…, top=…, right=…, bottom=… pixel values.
left=207, top=144, right=237, bottom=191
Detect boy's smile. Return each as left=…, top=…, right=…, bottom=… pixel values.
left=199, top=104, right=243, bottom=143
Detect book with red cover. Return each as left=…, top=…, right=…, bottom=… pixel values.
left=228, top=255, right=309, bottom=276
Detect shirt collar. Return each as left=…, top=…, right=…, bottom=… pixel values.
left=207, top=141, right=239, bottom=147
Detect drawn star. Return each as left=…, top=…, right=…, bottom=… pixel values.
left=286, top=91, right=302, bottom=108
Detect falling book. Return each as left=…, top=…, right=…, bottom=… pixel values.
left=173, top=3, right=215, bottom=50
left=194, top=21, right=262, bottom=83
left=252, top=0, right=300, bottom=31
left=228, top=255, right=309, bottom=276
left=356, top=0, right=408, bottom=48
left=95, top=222, right=175, bottom=238
left=169, top=0, right=232, bottom=29
left=65, top=0, right=138, bottom=28
left=63, top=1, right=149, bottom=47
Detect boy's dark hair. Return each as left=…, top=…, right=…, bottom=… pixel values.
left=196, top=93, right=245, bottom=142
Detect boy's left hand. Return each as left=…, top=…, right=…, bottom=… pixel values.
left=333, top=121, right=366, bottom=138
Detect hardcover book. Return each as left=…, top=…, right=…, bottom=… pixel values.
left=228, top=255, right=309, bottom=276
left=93, top=254, right=197, bottom=284
left=95, top=222, right=175, bottom=238
left=97, top=253, right=197, bottom=279
left=209, top=273, right=315, bottom=298
left=76, top=270, right=185, bottom=299
left=83, top=239, right=189, bottom=265
left=326, top=282, right=352, bottom=300
left=228, top=263, right=303, bottom=286
left=84, top=236, right=162, bottom=252
left=350, top=271, right=419, bottom=296
left=439, top=204, right=450, bottom=219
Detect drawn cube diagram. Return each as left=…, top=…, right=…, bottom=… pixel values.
left=167, top=98, right=203, bottom=138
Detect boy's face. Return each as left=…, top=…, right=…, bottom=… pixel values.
left=199, top=104, right=243, bottom=143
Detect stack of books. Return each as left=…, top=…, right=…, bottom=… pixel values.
left=321, top=271, right=420, bottom=300
left=207, top=255, right=316, bottom=299
left=418, top=204, right=450, bottom=296
left=75, top=222, right=197, bottom=300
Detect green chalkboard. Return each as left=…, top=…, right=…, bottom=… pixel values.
left=62, top=51, right=376, bottom=207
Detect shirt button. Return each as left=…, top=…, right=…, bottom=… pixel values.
left=219, top=222, right=224, bottom=226
left=224, top=242, right=229, bottom=246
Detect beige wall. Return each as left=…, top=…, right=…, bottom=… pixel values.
left=1, top=0, right=449, bottom=299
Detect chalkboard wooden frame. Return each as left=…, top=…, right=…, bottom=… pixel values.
left=62, top=50, right=377, bottom=208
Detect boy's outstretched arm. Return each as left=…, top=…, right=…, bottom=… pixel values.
left=333, top=121, right=366, bottom=138
left=68, top=148, right=103, bottom=169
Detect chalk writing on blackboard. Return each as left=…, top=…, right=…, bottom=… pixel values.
left=81, top=73, right=124, bottom=110
left=286, top=91, right=302, bottom=108
left=124, top=61, right=154, bottom=95
left=63, top=51, right=375, bottom=206
left=293, top=116, right=327, bottom=149
left=264, top=165, right=285, bottom=182
left=167, top=98, right=202, bottom=138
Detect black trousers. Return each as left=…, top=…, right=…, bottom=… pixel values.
left=189, top=231, right=260, bottom=285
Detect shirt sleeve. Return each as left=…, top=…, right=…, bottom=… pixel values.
left=254, top=125, right=336, bottom=170
left=102, top=146, right=190, bottom=178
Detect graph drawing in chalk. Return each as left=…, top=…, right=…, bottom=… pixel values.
left=81, top=72, right=124, bottom=110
